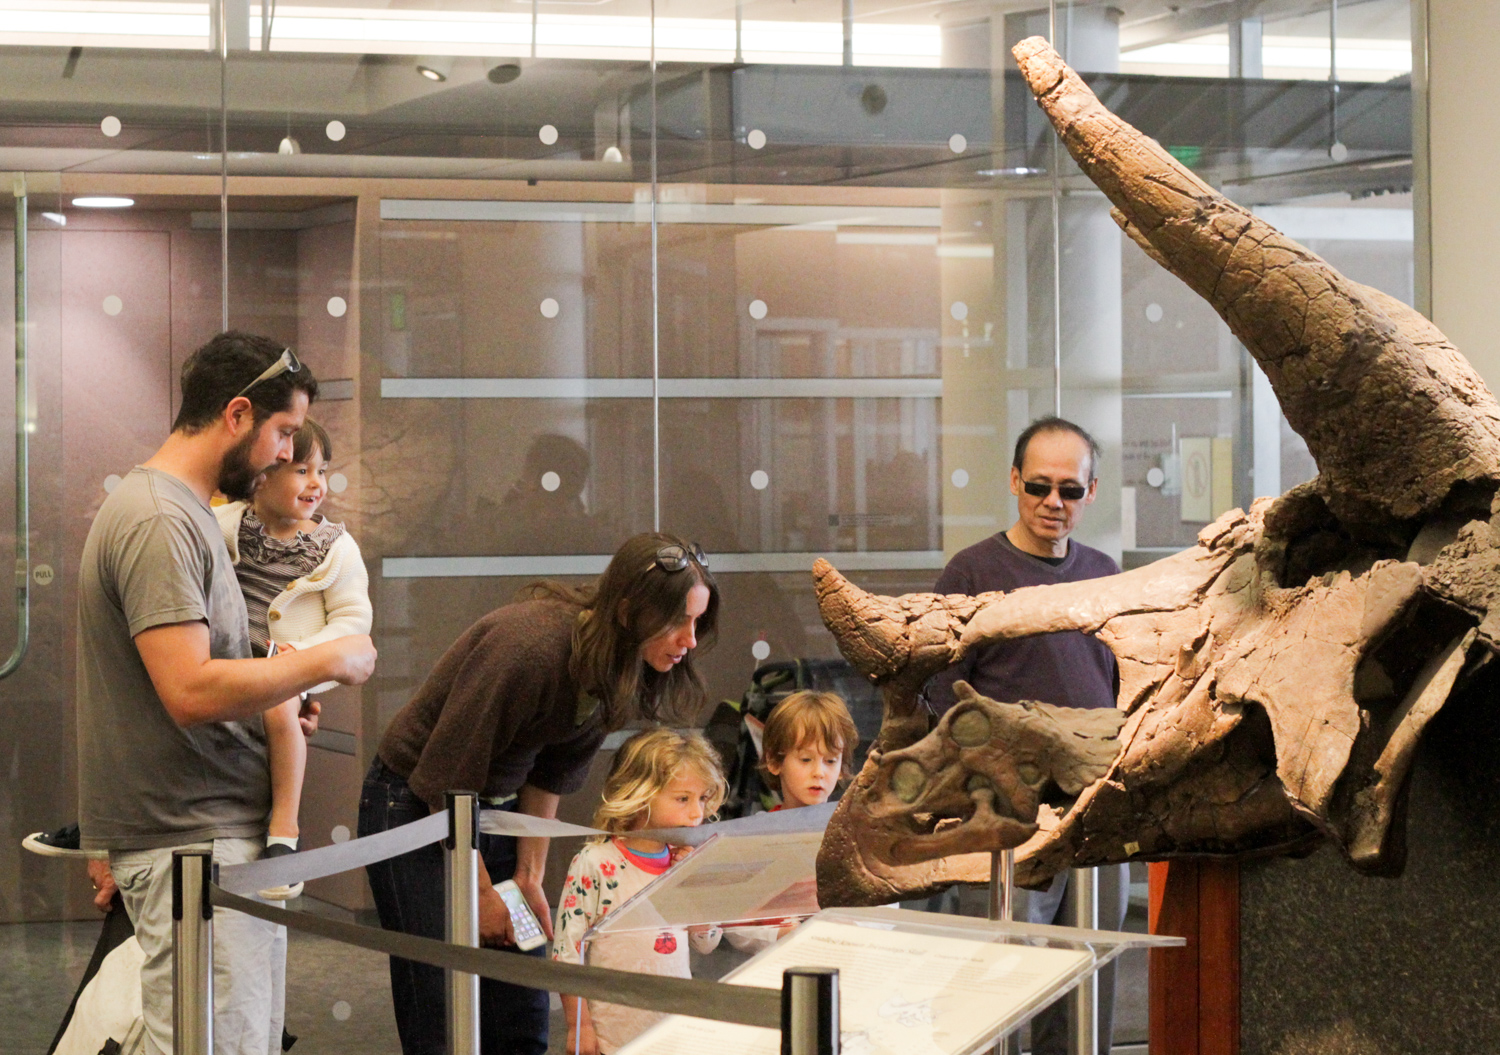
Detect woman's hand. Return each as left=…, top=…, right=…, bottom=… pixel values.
left=478, top=885, right=512, bottom=947
left=478, top=877, right=553, bottom=947
left=512, top=874, right=554, bottom=942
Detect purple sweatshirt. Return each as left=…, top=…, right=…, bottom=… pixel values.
left=924, top=531, right=1120, bottom=714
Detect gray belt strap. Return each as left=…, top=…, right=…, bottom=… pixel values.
left=210, top=886, right=781, bottom=1029
left=220, top=800, right=836, bottom=895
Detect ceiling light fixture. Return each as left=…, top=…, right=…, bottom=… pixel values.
left=71, top=196, right=134, bottom=208
left=41, top=211, right=66, bottom=225
left=415, top=56, right=453, bottom=82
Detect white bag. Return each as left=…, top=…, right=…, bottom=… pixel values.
left=52, top=935, right=145, bottom=1055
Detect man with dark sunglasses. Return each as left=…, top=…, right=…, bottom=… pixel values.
left=924, top=414, right=1127, bottom=1055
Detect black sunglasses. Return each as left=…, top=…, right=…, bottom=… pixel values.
left=1021, top=479, right=1089, bottom=502
left=653, top=542, right=709, bottom=573
left=234, top=347, right=302, bottom=400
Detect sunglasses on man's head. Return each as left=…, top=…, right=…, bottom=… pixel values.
left=653, top=542, right=709, bottom=573
left=1021, top=479, right=1089, bottom=501
left=234, top=347, right=302, bottom=400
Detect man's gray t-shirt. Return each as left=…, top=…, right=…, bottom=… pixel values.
left=77, top=466, right=269, bottom=851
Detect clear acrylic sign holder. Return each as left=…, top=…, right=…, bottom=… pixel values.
left=589, top=829, right=1182, bottom=1055
left=616, top=905, right=1180, bottom=1055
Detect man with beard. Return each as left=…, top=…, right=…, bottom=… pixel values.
left=76, top=331, right=377, bottom=1055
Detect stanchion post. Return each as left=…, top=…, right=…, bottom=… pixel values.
left=988, top=848, right=1014, bottom=923
left=1067, top=866, right=1099, bottom=1055
left=172, top=849, right=213, bottom=1055
left=781, top=966, right=839, bottom=1055
left=445, top=791, right=480, bottom=1055
left=989, top=850, right=1020, bottom=1055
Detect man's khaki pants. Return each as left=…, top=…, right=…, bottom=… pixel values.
left=111, top=837, right=286, bottom=1055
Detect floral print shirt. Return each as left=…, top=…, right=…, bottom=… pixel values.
left=551, top=839, right=722, bottom=1052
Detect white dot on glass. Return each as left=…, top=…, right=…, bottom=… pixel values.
left=540, top=471, right=561, bottom=492
left=332, top=1001, right=352, bottom=1022
left=951, top=468, right=969, bottom=489
left=751, top=639, right=771, bottom=661
left=750, top=470, right=769, bottom=491
left=102, top=295, right=123, bottom=316
left=325, top=120, right=346, bottom=142
left=540, top=297, right=560, bottom=319
left=1330, top=141, right=1348, bottom=162
left=950, top=301, right=968, bottom=321
left=331, top=824, right=351, bottom=843
left=103, top=474, right=122, bottom=493
left=1145, top=302, right=1164, bottom=323
left=329, top=472, right=348, bottom=494
left=539, top=124, right=559, bottom=145
left=101, top=115, right=122, bottom=138
left=1146, top=466, right=1166, bottom=488
left=748, top=299, right=768, bottom=321
left=327, top=296, right=347, bottom=318
left=747, top=129, right=767, bottom=150
left=949, top=133, right=967, bottom=154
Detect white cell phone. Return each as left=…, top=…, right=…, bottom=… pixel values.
left=495, top=879, right=548, bottom=951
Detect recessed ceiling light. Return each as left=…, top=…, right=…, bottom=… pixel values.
left=41, top=211, right=66, bottom=225
left=71, top=196, right=134, bottom=208
left=415, top=56, right=452, bottom=82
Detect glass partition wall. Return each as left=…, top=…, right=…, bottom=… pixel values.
left=0, top=0, right=1413, bottom=975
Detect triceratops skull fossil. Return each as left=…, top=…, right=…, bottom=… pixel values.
left=813, top=38, right=1500, bottom=908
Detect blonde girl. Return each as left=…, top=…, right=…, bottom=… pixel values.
left=552, top=729, right=727, bottom=1055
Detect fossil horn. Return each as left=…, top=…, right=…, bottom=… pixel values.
left=1012, top=36, right=1500, bottom=525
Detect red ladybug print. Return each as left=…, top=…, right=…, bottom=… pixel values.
left=653, top=932, right=677, bottom=955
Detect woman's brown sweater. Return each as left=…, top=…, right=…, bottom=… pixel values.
left=378, top=598, right=606, bottom=809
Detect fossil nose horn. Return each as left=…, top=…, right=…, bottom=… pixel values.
left=1011, top=35, right=1500, bottom=524
left=813, top=558, right=911, bottom=681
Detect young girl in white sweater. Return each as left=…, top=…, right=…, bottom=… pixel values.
left=553, top=729, right=726, bottom=1054
left=216, top=419, right=372, bottom=895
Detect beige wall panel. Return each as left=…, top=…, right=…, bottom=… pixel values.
left=301, top=746, right=368, bottom=909
left=1427, top=0, right=1500, bottom=388
left=0, top=226, right=100, bottom=922
left=940, top=192, right=1007, bottom=557
left=297, top=220, right=357, bottom=383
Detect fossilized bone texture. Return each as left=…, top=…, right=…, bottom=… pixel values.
left=813, top=40, right=1500, bottom=908
left=1010, top=36, right=1500, bottom=531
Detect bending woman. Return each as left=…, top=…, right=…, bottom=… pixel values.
left=358, top=532, right=718, bottom=1055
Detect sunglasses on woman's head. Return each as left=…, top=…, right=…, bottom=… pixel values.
left=1021, top=479, right=1089, bottom=501
left=653, top=542, right=709, bottom=572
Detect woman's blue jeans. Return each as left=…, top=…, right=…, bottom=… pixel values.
left=358, top=757, right=549, bottom=1055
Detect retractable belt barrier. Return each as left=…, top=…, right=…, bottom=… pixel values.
left=218, top=800, right=836, bottom=896
left=207, top=885, right=783, bottom=1028
left=185, top=799, right=843, bottom=1054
